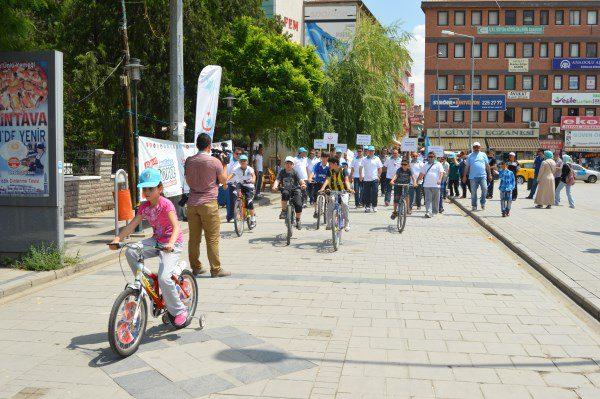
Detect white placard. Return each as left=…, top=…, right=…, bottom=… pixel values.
left=356, top=134, right=371, bottom=146
left=401, top=137, right=418, bottom=152
left=565, top=131, right=600, bottom=147
left=336, top=144, right=348, bottom=153
left=323, top=132, right=339, bottom=145
left=429, top=146, right=445, bottom=157
left=313, top=139, right=327, bottom=149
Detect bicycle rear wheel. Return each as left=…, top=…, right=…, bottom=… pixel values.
left=233, top=199, right=244, bottom=237
left=286, top=204, right=294, bottom=246
left=397, top=200, right=407, bottom=233
left=108, top=288, right=148, bottom=357
left=167, top=270, right=198, bottom=329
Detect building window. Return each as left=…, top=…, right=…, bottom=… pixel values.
left=455, top=11, right=465, bottom=26
left=554, top=75, right=563, bottom=90
left=438, top=11, right=448, bottom=26
left=523, top=10, right=535, bottom=25
left=539, top=108, right=547, bottom=123
left=454, top=111, right=464, bottom=122
left=437, top=75, right=447, bottom=90
left=473, top=111, right=481, bottom=122
left=505, top=43, right=516, bottom=58
left=472, top=75, right=482, bottom=90
left=589, top=10, right=598, bottom=25
left=472, top=43, right=482, bottom=58
left=586, top=75, right=597, bottom=90
left=585, top=108, right=597, bottom=116
left=487, top=111, right=498, bottom=122
left=488, top=10, right=499, bottom=25
left=540, top=10, right=549, bottom=25
left=523, top=43, right=534, bottom=58
left=471, top=11, right=482, bottom=26
left=539, top=75, right=548, bottom=90
left=505, top=75, right=516, bottom=90
left=568, top=107, right=579, bottom=116
left=554, top=43, right=563, bottom=58
left=570, top=43, right=579, bottom=57
left=454, top=43, right=465, bottom=58
left=438, top=43, right=448, bottom=58
left=522, top=108, right=533, bottom=123
left=555, top=10, right=564, bottom=25
left=488, top=75, right=499, bottom=90
left=437, top=111, right=447, bottom=122
left=488, top=43, right=499, bottom=58
left=505, top=108, right=515, bottom=123
left=553, top=108, right=562, bottom=123
left=505, top=10, right=517, bottom=25
left=540, top=43, right=548, bottom=58
left=569, top=76, right=580, bottom=90
left=569, top=10, right=581, bottom=25
left=523, top=75, right=533, bottom=90
left=586, top=43, right=598, bottom=58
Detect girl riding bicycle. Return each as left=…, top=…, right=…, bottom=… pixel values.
left=109, top=168, right=188, bottom=327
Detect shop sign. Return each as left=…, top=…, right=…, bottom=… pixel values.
left=552, top=93, right=600, bottom=106
left=507, top=91, right=530, bottom=100
left=561, top=116, right=600, bottom=130
left=552, top=58, right=600, bottom=70
left=565, top=131, right=600, bottom=147
left=429, top=94, right=506, bottom=111
left=477, top=26, right=544, bottom=35
left=508, top=58, right=529, bottom=72
left=427, top=128, right=539, bottom=138
left=540, top=139, right=563, bottom=151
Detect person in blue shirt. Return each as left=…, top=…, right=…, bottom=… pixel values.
left=498, top=162, right=516, bottom=217
left=309, top=152, right=330, bottom=218
left=526, top=148, right=543, bottom=199
left=462, top=142, right=492, bottom=211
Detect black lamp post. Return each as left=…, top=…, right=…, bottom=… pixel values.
left=223, top=96, right=236, bottom=141
left=126, top=58, right=144, bottom=196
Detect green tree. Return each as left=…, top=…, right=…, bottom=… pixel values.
left=215, top=17, right=326, bottom=149
left=323, top=18, right=412, bottom=147
left=0, top=0, right=47, bottom=50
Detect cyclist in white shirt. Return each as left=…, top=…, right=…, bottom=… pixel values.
left=350, top=147, right=364, bottom=208
left=418, top=151, right=445, bottom=218
left=307, top=148, right=320, bottom=205
left=294, top=147, right=310, bottom=208
left=228, top=155, right=257, bottom=227
left=383, top=148, right=402, bottom=206
left=409, top=151, right=424, bottom=211
left=226, top=148, right=242, bottom=223
left=254, top=146, right=264, bottom=197
left=359, top=145, right=383, bottom=213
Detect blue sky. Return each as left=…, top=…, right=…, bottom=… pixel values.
left=363, top=0, right=426, bottom=106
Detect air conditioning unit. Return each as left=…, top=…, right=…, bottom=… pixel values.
left=529, top=121, right=540, bottom=129
left=453, top=85, right=466, bottom=91
left=550, top=126, right=561, bottom=134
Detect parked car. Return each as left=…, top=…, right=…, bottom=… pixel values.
left=516, top=160, right=534, bottom=185
left=570, top=163, right=599, bottom=183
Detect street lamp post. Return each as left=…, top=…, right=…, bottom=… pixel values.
left=223, top=96, right=236, bottom=141
left=126, top=58, right=144, bottom=203
left=442, top=30, right=475, bottom=151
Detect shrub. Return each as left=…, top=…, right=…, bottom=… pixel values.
left=14, top=243, right=80, bottom=271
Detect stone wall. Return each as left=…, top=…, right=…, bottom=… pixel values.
left=64, top=149, right=115, bottom=219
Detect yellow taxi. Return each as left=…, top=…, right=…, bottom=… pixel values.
left=516, top=160, right=535, bottom=185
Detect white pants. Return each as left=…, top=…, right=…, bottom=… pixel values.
left=326, top=192, right=350, bottom=228
left=125, top=237, right=187, bottom=316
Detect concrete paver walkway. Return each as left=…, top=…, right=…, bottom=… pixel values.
left=1, top=198, right=599, bottom=398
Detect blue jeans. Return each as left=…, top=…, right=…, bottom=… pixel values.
left=470, top=177, right=488, bottom=208
left=353, top=177, right=363, bottom=206
left=409, top=185, right=422, bottom=208
left=226, top=184, right=236, bottom=220
left=500, top=191, right=512, bottom=213
left=555, top=182, right=575, bottom=207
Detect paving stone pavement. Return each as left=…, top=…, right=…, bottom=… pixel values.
left=1, top=194, right=600, bottom=399
left=454, top=182, right=600, bottom=317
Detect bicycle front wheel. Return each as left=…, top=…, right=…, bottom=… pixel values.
left=108, top=288, right=148, bottom=357
left=286, top=205, right=294, bottom=246
left=233, top=199, right=244, bottom=237
left=316, top=195, right=324, bottom=230
left=331, top=211, right=340, bottom=251
left=397, top=200, right=407, bottom=233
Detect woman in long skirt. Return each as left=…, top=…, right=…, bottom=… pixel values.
left=534, top=150, right=556, bottom=209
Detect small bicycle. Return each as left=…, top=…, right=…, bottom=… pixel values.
left=393, top=183, right=410, bottom=234
left=107, top=243, right=202, bottom=357
left=328, top=190, right=348, bottom=251
left=233, top=186, right=255, bottom=237
left=284, top=201, right=295, bottom=246
left=315, top=190, right=327, bottom=230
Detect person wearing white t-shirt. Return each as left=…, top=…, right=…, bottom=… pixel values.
left=409, top=151, right=424, bottom=210
left=307, top=148, right=320, bottom=205
left=254, top=146, right=264, bottom=196
left=228, top=155, right=257, bottom=227
left=418, top=151, right=445, bottom=218
left=359, top=146, right=383, bottom=213
left=350, top=147, right=365, bottom=207
left=383, top=148, right=402, bottom=206
left=294, top=147, right=310, bottom=207
left=225, top=149, right=242, bottom=222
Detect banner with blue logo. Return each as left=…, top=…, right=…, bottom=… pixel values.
left=552, top=58, right=600, bottom=70
left=429, top=94, right=506, bottom=111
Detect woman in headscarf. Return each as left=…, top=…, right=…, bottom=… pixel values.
left=534, top=150, right=556, bottom=209
left=555, top=154, right=575, bottom=208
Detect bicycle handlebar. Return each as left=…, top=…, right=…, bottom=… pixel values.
left=107, top=242, right=169, bottom=252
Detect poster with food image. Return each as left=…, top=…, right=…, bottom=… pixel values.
left=0, top=61, right=49, bottom=197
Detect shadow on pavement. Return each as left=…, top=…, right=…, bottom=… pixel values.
left=584, top=248, right=600, bottom=254
left=579, top=231, right=600, bottom=236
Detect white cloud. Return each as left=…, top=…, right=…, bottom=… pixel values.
left=407, top=24, right=425, bottom=107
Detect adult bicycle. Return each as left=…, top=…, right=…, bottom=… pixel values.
left=233, top=186, right=255, bottom=237
left=393, top=183, right=410, bottom=233
left=107, top=243, right=202, bottom=357
left=315, top=190, right=327, bottom=230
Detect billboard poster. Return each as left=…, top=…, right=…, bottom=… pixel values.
left=565, top=131, right=600, bottom=148
left=304, top=4, right=356, bottom=64
left=552, top=93, right=600, bottom=106
left=561, top=116, right=600, bottom=130
left=429, top=94, right=506, bottom=111
left=0, top=61, right=49, bottom=197
left=552, top=58, right=600, bottom=71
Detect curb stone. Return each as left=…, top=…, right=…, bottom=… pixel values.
left=0, top=193, right=278, bottom=300
left=450, top=197, right=600, bottom=322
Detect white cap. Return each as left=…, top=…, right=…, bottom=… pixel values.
left=472, top=141, right=481, bottom=147
left=509, top=152, right=516, bottom=156
left=284, top=156, right=296, bottom=164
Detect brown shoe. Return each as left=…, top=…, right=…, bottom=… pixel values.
left=192, top=267, right=207, bottom=277
left=211, top=269, right=231, bottom=278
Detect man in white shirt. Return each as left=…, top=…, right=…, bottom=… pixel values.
left=307, top=148, right=320, bottom=205
left=418, top=151, right=445, bottom=218
left=294, top=147, right=310, bottom=207
left=350, top=147, right=364, bottom=208
left=409, top=151, right=424, bottom=210
left=254, top=146, right=264, bottom=197
left=359, top=146, right=383, bottom=213
left=383, top=148, right=401, bottom=206
left=228, top=155, right=257, bottom=227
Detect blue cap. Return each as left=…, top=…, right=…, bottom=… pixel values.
left=335, top=147, right=343, bottom=153
left=298, top=147, right=307, bottom=153
left=137, top=168, right=162, bottom=188
left=239, top=155, right=248, bottom=161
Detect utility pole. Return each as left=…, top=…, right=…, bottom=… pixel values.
left=119, top=0, right=136, bottom=201
left=170, top=0, right=185, bottom=143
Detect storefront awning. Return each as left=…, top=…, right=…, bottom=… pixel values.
left=435, top=138, right=486, bottom=152
left=486, top=138, right=540, bottom=151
